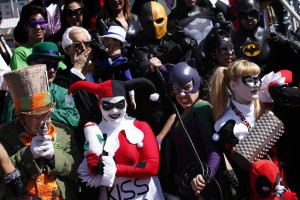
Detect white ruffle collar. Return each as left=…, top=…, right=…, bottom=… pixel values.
left=99, top=115, right=144, bottom=155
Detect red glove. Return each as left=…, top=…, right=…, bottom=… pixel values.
left=87, top=152, right=101, bottom=175
left=283, top=191, right=298, bottom=200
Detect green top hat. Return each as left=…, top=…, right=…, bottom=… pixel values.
left=27, top=42, right=65, bottom=65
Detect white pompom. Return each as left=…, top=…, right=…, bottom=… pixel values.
left=212, top=133, right=220, bottom=141
left=238, top=135, right=244, bottom=141
left=65, top=95, right=73, bottom=104
left=150, top=93, right=159, bottom=101
left=137, top=142, right=143, bottom=148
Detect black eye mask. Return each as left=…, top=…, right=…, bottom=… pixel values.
left=242, top=76, right=261, bottom=87
left=101, top=99, right=126, bottom=111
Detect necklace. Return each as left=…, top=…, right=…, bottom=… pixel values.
left=231, top=102, right=252, bottom=131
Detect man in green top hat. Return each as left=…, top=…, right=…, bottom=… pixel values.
left=0, top=64, right=81, bottom=199
left=2, top=42, right=80, bottom=130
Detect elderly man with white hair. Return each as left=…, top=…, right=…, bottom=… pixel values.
left=54, top=25, right=103, bottom=199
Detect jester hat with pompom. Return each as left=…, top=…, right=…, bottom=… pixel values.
left=65, top=78, right=159, bottom=106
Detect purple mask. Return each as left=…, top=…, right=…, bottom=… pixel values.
left=165, top=59, right=201, bottom=94
left=27, top=18, right=48, bottom=29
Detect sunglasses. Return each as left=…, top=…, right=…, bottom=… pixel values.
left=74, top=41, right=91, bottom=51
left=27, top=18, right=48, bottom=29
left=65, top=8, right=84, bottom=17
left=101, top=99, right=126, bottom=111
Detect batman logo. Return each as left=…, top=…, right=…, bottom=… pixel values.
left=242, top=42, right=261, bottom=57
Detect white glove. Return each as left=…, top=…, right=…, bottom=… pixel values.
left=30, top=135, right=46, bottom=158
left=101, top=156, right=117, bottom=187
left=38, top=135, right=54, bottom=160
left=30, top=135, right=54, bottom=159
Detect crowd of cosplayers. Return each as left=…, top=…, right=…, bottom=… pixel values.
left=1, top=0, right=300, bottom=199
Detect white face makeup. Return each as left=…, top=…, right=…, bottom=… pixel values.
left=231, top=74, right=261, bottom=104
left=100, top=96, right=127, bottom=124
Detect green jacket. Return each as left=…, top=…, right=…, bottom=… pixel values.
left=0, top=121, right=82, bottom=199
left=1, top=83, right=80, bottom=130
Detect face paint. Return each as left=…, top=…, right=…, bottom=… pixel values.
left=100, top=97, right=127, bottom=124
left=27, top=18, right=48, bottom=29
left=242, top=75, right=261, bottom=88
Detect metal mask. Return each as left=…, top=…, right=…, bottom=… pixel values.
left=139, top=1, right=168, bottom=40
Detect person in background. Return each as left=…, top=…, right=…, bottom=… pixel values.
left=0, top=10, right=12, bottom=124
left=26, top=41, right=80, bottom=130
left=47, top=0, right=97, bottom=67
left=200, top=28, right=235, bottom=101
left=0, top=64, right=81, bottom=199
left=167, top=0, right=217, bottom=55
left=232, top=0, right=300, bottom=75
left=132, top=0, right=177, bottom=16
left=131, top=1, right=188, bottom=136
left=96, top=0, right=142, bottom=59
left=60, top=25, right=102, bottom=199
left=68, top=78, right=164, bottom=199
left=13, top=0, right=63, bottom=46
left=96, top=25, right=136, bottom=112
left=10, top=4, right=66, bottom=71
left=2, top=41, right=70, bottom=125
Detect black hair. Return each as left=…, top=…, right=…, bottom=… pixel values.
left=13, top=4, right=47, bottom=44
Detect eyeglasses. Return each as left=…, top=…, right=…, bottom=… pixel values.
left=101, top=99, right=126, bottom=111
left=27, top=18, right=48, bottom=29
left=65, top=8, right=84, bottom=17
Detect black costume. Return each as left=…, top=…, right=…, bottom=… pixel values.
left=232, top=0, right=300, bottom=75
left=167, top=3, right=218, bottom=65
left=131, top=1, right=187, bottom=135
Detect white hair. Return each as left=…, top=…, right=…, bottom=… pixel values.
left=61, top=26, right=92, bottom=53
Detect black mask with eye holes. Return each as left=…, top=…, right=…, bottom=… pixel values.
left=237, top=0, right=260, bottom=20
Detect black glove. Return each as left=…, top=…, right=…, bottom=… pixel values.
left=217, top=120, right=238, bottom=153
left=90, top=32, right=108, bottom=60
left=219, top=20, right=235, bottom=33
left=3, top=169, right=26, bottom=197
left=180, top=37, right=198, bottom=50
left=269, top=84, right=300, bottom=106
left=270, top=31, right=289, bottom=45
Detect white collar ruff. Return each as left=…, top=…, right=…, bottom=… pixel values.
left=99, top=115, right=144, bottom=155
